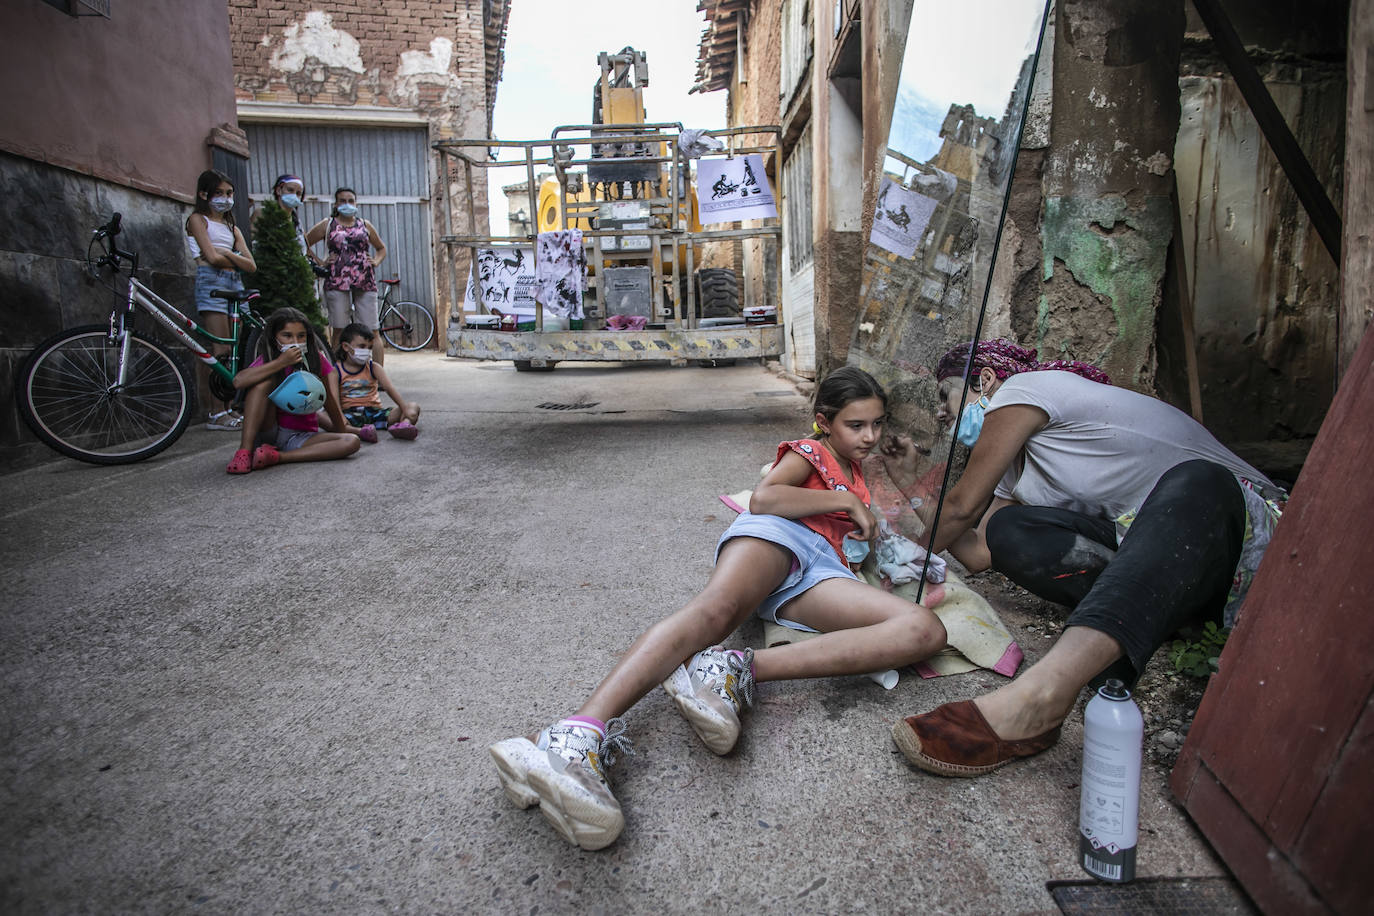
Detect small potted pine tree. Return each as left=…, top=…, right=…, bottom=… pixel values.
left=249, top=202, right=327, bottom=329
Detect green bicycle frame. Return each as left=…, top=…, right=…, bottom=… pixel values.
left=120, top=276, right=262, bottom=383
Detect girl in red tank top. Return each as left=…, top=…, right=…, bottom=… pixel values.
left=488, top=367, right=950, bottom=851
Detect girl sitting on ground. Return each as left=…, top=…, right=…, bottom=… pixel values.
left=489, top=366, right=949, bottom=851
left=326, top=323, right=421, bottom=440
left=226, top=307, right=362, bottom=474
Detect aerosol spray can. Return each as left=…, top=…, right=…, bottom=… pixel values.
left=1079, top=678, right=1143, bottom=882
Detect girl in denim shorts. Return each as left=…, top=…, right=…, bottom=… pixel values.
left=186, top=169, right=256, bottom=430
left=489, top=367, right=950, bottom=850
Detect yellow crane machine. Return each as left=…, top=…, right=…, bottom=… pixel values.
left=433, top=46, right=783, bottom=370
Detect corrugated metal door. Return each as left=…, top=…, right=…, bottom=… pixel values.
left=782, top=122, right=816, bottom=376
left=242, top=124, right=433, bottom=309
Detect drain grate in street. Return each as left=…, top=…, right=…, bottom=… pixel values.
left=1048, top=876, right=1256, bottom=915
left=537, top=401, right=599, bottom=411
left=754, top=390, right=796, bottom=398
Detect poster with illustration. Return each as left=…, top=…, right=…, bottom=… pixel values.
left=533, top=229, right=585, bottom=318
left=871, top=177, right=939, bottom=259
left=464, top=247, right=536, bottom=313
left=695, top=153, right=778, bottom=223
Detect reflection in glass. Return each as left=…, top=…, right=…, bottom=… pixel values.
left=848, top=0, right=1050, bottom=592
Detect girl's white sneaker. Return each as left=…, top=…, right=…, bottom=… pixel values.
left=489, top=718, right=633, bottom=851
left=662, top=646, right=756, bottom=755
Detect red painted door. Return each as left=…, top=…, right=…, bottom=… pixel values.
left=1171, top=327, right=1374, bottom=915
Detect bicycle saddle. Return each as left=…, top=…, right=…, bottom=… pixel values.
left=210, top=288, right=260, bottom=302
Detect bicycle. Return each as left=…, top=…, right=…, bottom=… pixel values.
left=375, top=276, right=435, bottom=351
left=16, top=213, right=266, bottom=465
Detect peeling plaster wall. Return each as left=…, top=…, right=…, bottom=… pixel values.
left=231, top=5, right=498, bottom=122
left=1040, top=0, right=1184, bottom=389
left=228, top=2, right=508, bottom=325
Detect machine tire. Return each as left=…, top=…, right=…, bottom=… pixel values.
left=696, top=268, right=739, bottom=318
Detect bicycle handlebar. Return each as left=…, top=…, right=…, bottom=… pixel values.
left=96, top=212, right=122, bottom=240
left=94, top=213, right=137, bottom=272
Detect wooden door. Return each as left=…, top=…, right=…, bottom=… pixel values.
left=1171, top=324, right=1374, bottom=915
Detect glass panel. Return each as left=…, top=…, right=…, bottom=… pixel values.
left=847, top=0, right=1051, bottom=598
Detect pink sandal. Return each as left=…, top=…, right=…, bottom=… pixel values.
left=357, top=424, right=379, bottom=444
left=226, top=449, right=252, bottom=475
left=252, top=444, right=281, bottom=470
left=388, top=420, right=419, bottom=440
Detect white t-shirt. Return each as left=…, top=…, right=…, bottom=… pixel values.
left=988, top=371, right=1272, bottom=522
left=186, top=218, right=236, bottom=261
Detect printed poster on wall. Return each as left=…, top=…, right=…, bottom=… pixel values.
left=464, top=248, right=535, bottom=313
left=695, top=153, right=778, bottom=223
left=871, top=177, right=939, bottom=259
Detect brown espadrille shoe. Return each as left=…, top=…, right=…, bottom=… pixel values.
left=892, top=700, right=1061, bottom=777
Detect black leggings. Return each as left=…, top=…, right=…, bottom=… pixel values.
left=984, top=460, right=1246, bottom=684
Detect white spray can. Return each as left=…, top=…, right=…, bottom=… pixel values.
left=1079, top=678, right=1143, bottom=882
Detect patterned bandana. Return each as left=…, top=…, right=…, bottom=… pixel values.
left=936, top=339, right=1111, bottom=386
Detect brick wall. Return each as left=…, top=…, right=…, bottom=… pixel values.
left=228, top=2, right=503, bottom=129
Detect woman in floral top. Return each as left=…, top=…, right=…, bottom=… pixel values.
left=306, top=187, right=388, bottom=363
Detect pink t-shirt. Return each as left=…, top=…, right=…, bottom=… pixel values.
left=250, top=353, right=334, bottom=432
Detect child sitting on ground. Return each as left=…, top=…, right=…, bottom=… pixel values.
left=489, top=366, right=948, bottom=850
left=328, top=323, right=421, bottom=440
left=226, top=308, right=362, bottom=473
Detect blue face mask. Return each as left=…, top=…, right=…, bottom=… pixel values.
left=280, top=193, right=302, bottom=209
left=841, top=533, right=870, bottom=566
left=956, top=394, right=991, bottom=447
left=336, top=203, right=358, bottom=217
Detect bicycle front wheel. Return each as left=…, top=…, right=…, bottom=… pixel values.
left=380, top=300, right=436, bottom=351
left=17, top=325, right=194, bottom=464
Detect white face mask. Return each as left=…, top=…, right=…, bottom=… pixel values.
left=210, top=195, right=234, bottom=213
left=351, top=348, right=372, bottom=362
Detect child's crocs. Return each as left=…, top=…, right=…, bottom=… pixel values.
left=252, top=444, right=281, bottom=470
left=388, top=420, right=419, bottom=440
left=226, top=449, right=253, bottom=475
left=357, top=424, right=379, bottom=443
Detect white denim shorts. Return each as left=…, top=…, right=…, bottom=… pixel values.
left=716, top=512, right=858, bottom=632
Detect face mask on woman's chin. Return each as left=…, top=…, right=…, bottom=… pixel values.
left=279, top=193, right=302, bottom=209
left=955, top=394, right=991, bottom=448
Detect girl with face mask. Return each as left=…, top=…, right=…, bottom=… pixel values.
left=305, top=188, right=390, bottom=364
left=268, top=173, right=326, bottom=269
left=186, top=169, right=256, bottom=430
left=322, top=323, right=420, bottom=440
left=883, top=339, right=1287, bottom=783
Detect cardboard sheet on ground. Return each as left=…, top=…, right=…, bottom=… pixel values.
left=720, top=486, right=1022, bottom=683
left=695, top=153, right=778, bottom=223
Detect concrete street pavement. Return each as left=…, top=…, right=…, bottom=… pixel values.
left=0, top=353, right=1225, bottom=913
